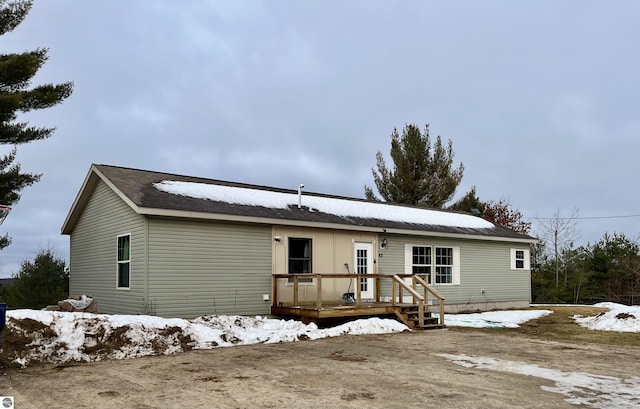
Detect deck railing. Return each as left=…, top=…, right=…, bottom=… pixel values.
left=391, top=274, right=445, bottom=328
left=272, top=273, right=445, bottom=326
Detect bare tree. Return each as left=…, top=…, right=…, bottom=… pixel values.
left=535, top=208, right=579, bottom=288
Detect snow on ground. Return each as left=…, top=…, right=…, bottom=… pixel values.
left=2, top=303, right=638, bottom=370
left=573, top=302, right=640, bottom=332
left=437, top=354, right=640, bottom=409
left=3, top=303, right=640, bottom=408
left=2, top=310, right=409, bottom=367
left=154, top=180, right=494, bottom=228
left=444, top=309, right=553, bottom=328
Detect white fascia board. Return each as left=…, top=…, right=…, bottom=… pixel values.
left=138, top=207, right=538, bottom=245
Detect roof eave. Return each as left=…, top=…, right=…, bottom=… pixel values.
left=138, top=207, right=537, bottom=244
left=61, top=164, right=100, bottom=235
left=61, top=165, right=142, bottom=235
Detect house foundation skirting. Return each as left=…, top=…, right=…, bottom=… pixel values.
left=444, top=300, right=530, bottom=314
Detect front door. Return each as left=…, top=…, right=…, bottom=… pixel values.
left=354, top=242, right=374, bottom=299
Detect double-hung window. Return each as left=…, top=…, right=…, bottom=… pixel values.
left=510, top=248, right=530, bottom=270
left=412, top=246, right=432, bottom=283
left=406, top=244, right=460, bottom=285
left=117, top=234, right=131, bottom=289
left=434, top=247, right=454, bottom=284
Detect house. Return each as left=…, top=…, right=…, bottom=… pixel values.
left=62, top=164, right=536, bottom=320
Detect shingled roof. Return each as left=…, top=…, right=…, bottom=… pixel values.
left=62, top=164, right=535, bottom=242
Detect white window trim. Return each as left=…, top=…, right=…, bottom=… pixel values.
left=405, top=244, right=460, bottom=286
left=510, top=248, right=530, bottom=270
left=116, top=233, right=131, bottom=290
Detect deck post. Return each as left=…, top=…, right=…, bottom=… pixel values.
left=412, top=275, right=417, bottom=303
left=375, top=276, right=381, bottom=302
left=293, top=275, right=299, bottom=307
left=316, top=274, right=322, bottom=310
left=422, top=275, right=429, bottom=312
left=272, top=275, right=278, bottom=309
left=355, top=274, right=361, bottom=307
left=392, top=280, right=396, bottom=306
left=424, top=288, right=429, bottom=312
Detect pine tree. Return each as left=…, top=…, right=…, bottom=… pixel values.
left=364, top=123, right=464, bottom=208
left=1, top=249, right=69, bottom=309
left=0, top=0, right=73, bottom=249
left=449, top=185, right=485, bottom=214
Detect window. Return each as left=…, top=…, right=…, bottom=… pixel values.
left=117, top=234, right=131, bottom=289
left=405, top=244, right=460, bottom=285
left=511, top=248, right=530, bottom=270
left=412, top=246, right=432, bottom=283
left=288, top=238, right=312, bottom=282
left=515, top=250, right=525, bottom=269
left=435, top=247, right=453, bottom=284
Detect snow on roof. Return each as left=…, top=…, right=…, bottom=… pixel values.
left=153, top=180, right=495, bottom=229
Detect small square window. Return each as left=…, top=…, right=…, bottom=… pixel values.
left=511, top=248, right=529, bottom=270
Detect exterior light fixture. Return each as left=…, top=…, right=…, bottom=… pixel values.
left=380, top=238, right=388, bottom=249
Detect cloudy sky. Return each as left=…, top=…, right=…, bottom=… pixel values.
left=0, top=0, right=639, bottom=277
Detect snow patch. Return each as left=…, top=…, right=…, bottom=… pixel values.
left=437, top=354, right=640, bottom=409
left=444, top=309, right=553, bottom=328
left=573, top=302, right=640, bottom=332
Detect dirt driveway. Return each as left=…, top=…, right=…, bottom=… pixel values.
left=3, top=328, right=639, bottom=409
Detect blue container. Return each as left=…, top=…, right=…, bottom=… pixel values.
left=0, top=303, right=6, bottom=342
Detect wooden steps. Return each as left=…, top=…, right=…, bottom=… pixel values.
left=394, top=305, right=445, bottom=330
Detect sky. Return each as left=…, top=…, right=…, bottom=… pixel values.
left=5, top=304, right=640, bottom=408
left=0, top=1, right=639, bottom=276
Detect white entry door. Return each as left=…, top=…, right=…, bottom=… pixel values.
left=354, top=242, right=374, bottom=299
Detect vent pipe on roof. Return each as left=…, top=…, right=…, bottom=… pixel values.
left=298, top=184, right=304, bottom=209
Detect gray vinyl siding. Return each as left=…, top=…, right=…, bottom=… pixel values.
left=378, top=235, right=531, bottom=308
left=69, top=181, right=146, bottom=314
left=146, top=218, right=272, bottom=318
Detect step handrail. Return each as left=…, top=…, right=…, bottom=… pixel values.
left=392, top=275, right=424, bottom=301
left=413, top=275, right=444, bottom=300
left=392, top=275, right=425, bottom=328
left=413, top=274, right=445, bottom=327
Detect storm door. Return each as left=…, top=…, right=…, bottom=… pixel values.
left=354, top=242, right=374, bottom=299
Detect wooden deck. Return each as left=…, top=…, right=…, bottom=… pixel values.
left=271, top=273, right=446, bottom=330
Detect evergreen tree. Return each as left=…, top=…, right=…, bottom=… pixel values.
left=1, top=249, right=69, bottom=309
left=0, top=0, right=73, bottom=249
left=364, top=123, right=464, bottom=208
left=588, top=233, right=640, bottom=305
left=449, top=185, right=485, bottom=214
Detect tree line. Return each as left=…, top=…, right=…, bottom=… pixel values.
left=364, top=123, right=638, bottom=306
left=533, top=232, right=640, bottom=305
